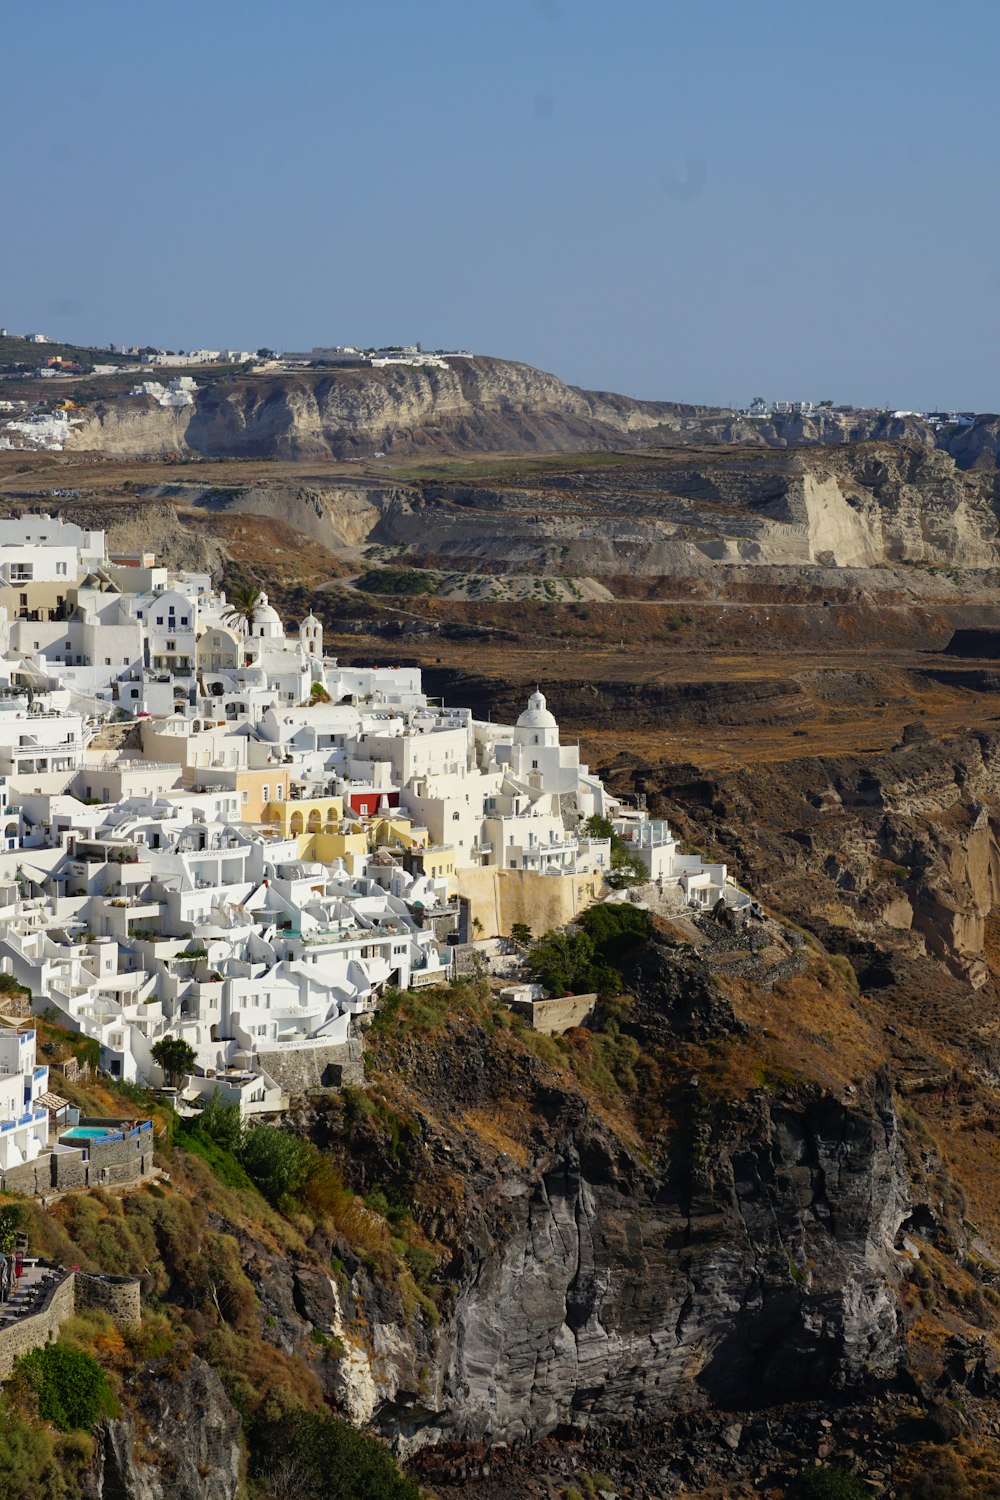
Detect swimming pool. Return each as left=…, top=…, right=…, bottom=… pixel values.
left=61, top=1127, right=113, bottom=1141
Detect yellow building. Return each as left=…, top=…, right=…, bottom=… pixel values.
left=369, top=814, right=428, bottom=852
left=187, top=767, right=290, bottom=823
left=411, top=844, right=456, bottom=885
left=260, top=795, right=368, bottom=863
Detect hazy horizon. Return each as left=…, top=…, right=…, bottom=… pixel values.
left=3, top=0, right=999, bottom=411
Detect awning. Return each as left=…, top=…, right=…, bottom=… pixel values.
left=36, top=1092, right=69, bottom=1112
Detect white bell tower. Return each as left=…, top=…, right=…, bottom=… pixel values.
left=299, top=611, right=323, bottom=658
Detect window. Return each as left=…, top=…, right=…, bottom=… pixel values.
left=55, top=562, right=67, bottom=577
left=532, top=760, right=538, bottom=769
left=155, top=617, right=163, bottom=626
left=275, top=787, right=284, bottom=802
left=18, top=595, right=27, bottom=607
left=262, top=786, right=269, bottom=803
left=130, top=689, right=139, bottom=699
left=166, top=640, right=175, bottom=651
left=105, top=657, right=111, bottom=666
left=241, top=789, right=248, bottom=804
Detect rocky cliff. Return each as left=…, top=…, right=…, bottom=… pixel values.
left=292, top=968, right=910, bottom=1461
left=369, top=442, right=1000, bottom=572
left=610, top=728, right=1000, bottom=990
left=64, top=358, right=671, bottom=460
left=50, top=439, right=1000, bottom=582
left=87, top=1355, right=241, bottom=1500
left=56, top=354, right=991, bottom=468
left=14, top=823, right=1000, bottom=1498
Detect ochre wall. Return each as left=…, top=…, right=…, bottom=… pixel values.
left=457, top=867, right=605, bottom=937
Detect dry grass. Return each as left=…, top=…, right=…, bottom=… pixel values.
left=461, top=1109, right=532, bottom=1168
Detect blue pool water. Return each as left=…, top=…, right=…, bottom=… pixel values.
left=61, top=1127, right=112, bottom=1141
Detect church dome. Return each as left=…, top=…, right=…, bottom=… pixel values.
left=516, top=689, right=557, bottom=730
left=251, top=592, right=282, bottom=627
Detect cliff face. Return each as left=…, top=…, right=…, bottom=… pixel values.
left=613, top=729, right=1000, bottom=989
left=87, top=1355, right=242, bottom=1500
left=300, top=982, right=909, bottom=1456
left=57, top=355, right=993, bottom=470
left=51, top=439, right=1000, bottom=580
left=65, top=358, right=671, bottom=460
left=371, top=443, right=1000, bottom=572
left=410, top=1081, right=905, bottom=1449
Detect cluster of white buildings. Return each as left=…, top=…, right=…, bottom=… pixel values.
left=128, top=376, right=199, bottom=408
left=0, top=516, right=748, bottom=1122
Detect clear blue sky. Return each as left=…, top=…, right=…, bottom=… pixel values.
left=2, top=0, right=997, bottom=409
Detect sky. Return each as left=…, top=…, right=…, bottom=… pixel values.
left=2, top=0, right=998, bottom=409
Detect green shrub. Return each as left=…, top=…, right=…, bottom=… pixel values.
left=0, top=1401, right=65, bottom=1500
left=238, top=1123, right=312, bottom=1204
left=356, top=568, right=437, bottom=597
left=175, top=1125, right=254, bottom=1193
left=527, top=929, right=620, bottom=998
left=19, top=1343, right=115, bottom=1431
left=403, top=1244, right=437, bottom=1285
left=250, top=1408, right=420, bottom=1499
left=577, top=901, right=650, bottom=966
left=790, top=1467, right=873, bottom=1499
left=0, top=1202, right=27, bottom=1255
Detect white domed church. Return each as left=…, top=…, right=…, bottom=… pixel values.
left=501, top=688, right=608, bottom=819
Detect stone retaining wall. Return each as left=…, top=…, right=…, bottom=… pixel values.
left=509, top=993, right=597, bottom=1035
left=257, top=1038, right=364, bottom=1095
left=76, top=1272, right=142, bottom=1324
left=0, top=1269, right=142, bottom=1381
left=0, top=1273, right=76, bottom=1381
left=0, top=1121, right=154, bottom=1197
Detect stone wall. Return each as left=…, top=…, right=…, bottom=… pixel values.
left=509, top=993, right=597, bottom=1035
left=0, top=1122, right=154, bottom=1197
left=88, top=1129, right=153, bottom=1187
left=0, top=1272, right=76, bottom=1380
left=257, top=1038, right=365, bottom=1096
left=0, top=1270, right=142, bottom=1381
left=76, top=1272, right=142, bottom=1324
left=0, top=1159, right=50, bottom=1197
left=51, top=1150, right=88, bottom=1192
left=456, top=866, right=604, bottom=939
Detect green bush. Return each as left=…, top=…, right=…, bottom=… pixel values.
left=19, top=1343, right=115, bottom=1431
left=181, top=1100, right=312, bottom=1205
left=238, top=1123, right=312, bottom=1204
left=403, top=1244, right=437, bottom=1284
left=790, top=1467, right=873, bottom=1500
left=577, top=901, right=650, bottom=966
left=0, top=1202, right=27, bottom=1255
left=0, top=1400, right=70, bottom=1500
left=356, top=568, right=437, bottom=597
left=251, top=1408, right=420, bottom=1499
left=527, top=929, right=620, bottom=998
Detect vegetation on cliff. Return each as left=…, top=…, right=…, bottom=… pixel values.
left=4, top=838, right=1000, bottom=1497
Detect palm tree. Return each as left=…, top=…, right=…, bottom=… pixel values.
left=222, top=583, right=262, bottom=636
